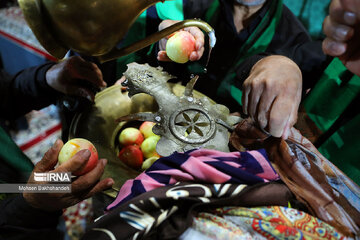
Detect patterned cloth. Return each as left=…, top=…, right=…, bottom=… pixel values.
left=84, top=182, right=290, bottom=240
left=107, top=148, right=279, bottom=211
left=183, top=206, right=348, bottom=240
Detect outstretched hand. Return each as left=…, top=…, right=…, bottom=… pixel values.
left=157, top=20, right=205, bottom=62
left=242, top=55, right=302, bottom=139
left=23, top=139, right=114, bottom=212
left=322, top=0, right=360, bottom=76
left=46, top=56, right=106, bottom=101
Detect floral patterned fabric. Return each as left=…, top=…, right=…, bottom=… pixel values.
left=187, top=206, right=348, bottom=240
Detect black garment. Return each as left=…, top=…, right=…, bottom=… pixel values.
left=0, top=195, right=63, bottom=240
left=0, top=63, right=57, bottom=183
left=0, top=63, right=58, bottom=121
left=0, top=63, right=62, bottom=240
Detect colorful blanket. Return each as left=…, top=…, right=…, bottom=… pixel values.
left=182, top=206, right=347, bottom=240
left=107, top=148, right=279, bottom=211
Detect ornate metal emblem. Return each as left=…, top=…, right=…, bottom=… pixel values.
left=116, top=63, right=241, bottom=156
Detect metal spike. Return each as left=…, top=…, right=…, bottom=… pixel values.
left=184, top=75, right=199, bottom=97
left=115, top=112, right=157, bottom=123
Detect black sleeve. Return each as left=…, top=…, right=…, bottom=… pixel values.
left=0, top=195, right=63, bottom=240
left=0, top=62, right=59, bottom=121
left=183, top=0, right=214, bottom=19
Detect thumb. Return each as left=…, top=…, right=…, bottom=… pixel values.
left=35, top=139, right=63, bottom=172
left=55, top=149, right=90, bottom=174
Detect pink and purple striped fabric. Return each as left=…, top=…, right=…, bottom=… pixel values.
left=107, top=148, right=279, bottom=211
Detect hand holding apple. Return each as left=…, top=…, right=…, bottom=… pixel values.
left=157, top=20, right=204, bottom=62
left=23, top=139, right=114, bottom=211
left=58, top=138, right=99, bottom=176
left=165, top=31, right=196, bottom=63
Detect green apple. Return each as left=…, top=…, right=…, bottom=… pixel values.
left=140, top=135, right=160, bottom=159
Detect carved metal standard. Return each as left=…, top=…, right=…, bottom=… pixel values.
left=116, top=63, right=242, bottom=157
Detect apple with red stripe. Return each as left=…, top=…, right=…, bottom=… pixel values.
left=58, top=138, right=98, bottom=176
left=166, top=31, right=196, bottom=64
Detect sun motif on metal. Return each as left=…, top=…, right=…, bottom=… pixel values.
left=170, top=106, right=215, bottom=144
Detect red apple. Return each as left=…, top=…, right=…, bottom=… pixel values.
left=140, top=135, right=160, bottom=159
left=139, top=121, right=157, bottom=139
left=118, top=145, right=143, bottom=169
left=58, top=138, right=98, bottom=176
left=166, top=31, right=196, bottom=63
left=119, top=127, right=144, bottom=146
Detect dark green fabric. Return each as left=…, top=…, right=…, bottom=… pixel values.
left=304, top=58, right=360, bottom=132
left=304, top=58, right=360, bottom=185
left=318, top=114, right=360, bottom=184
left=0, top=126, right=33, bottom=182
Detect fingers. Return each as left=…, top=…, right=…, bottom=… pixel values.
left=242, top=68, right=263, bottom=115
left=61, top=83, right=96, bottom=101
left=323, top=16, right=354, bottom=42
left=56, top=149, right=90, bottom=174
left=242, top=56, right=301, bottom=138
left=282, top=102, right=299, bottom=139
left=242, top=83, right=250, bottom=115
left=115, top=76, right=126, bottom=85
left=340, top=0, right=360, bottom=18
left=268, top=97, right=293, bottom=138
left=186, top=26, right=205, bottom=61
left=323, top=0, right=359, bottom=57
left=322, top=13, right=353, bottom=56
left=35, top=139, right=63, bottom=172
left=84, top=178, right=114, bottom=199
left=159, top=20, right=179, bottom=31
left=189, top=43, right=205, bottom=61
left=322, top=37, right=347, bottom=56
left=247, top=80, right=264, bottom=119
left=70, top=57, right=106, bottom=88
left=157, top=51, right=172, bottom=62
left=256, top=87, right=276, bottom=129
left=72, top=159, right=108, bottom=193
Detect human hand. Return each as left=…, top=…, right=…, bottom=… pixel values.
left=242, top=55, right=302, bottom=139
left=322, top=0, right=360, bottom=76
left=23, top=139, right=114, bottom=212
left=157, top=20, right=205, bottom=62
left=46, top=56, right=106, bottom=101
